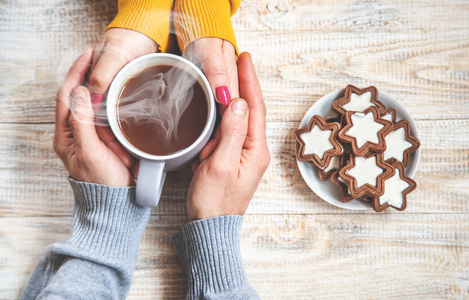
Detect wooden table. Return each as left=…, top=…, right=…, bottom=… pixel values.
left=1, top=0, right=468, bottom=298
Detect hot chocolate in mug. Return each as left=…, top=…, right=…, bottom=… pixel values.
left=107, top=53, right=216, bottom=207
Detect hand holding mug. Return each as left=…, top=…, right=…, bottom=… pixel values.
left=86, top=29, right=158, bottom=170
left=187, top=53, right=270, bottom=221
left=185, top=38, right=239, bottom=107
left=88, top=28, right=158, bottom=96
left=54, top=48, right=136, bottom=187
left=106, top=54, right=216, bottom=208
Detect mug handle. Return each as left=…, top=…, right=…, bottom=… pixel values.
left=136, top=159, right=167, bottom=207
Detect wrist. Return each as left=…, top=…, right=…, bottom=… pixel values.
left=187, top=206, right=225, bottom=222
left=106, top=0, right=173, bottom=52
left=67, top=178, right=151, bottom=259
left=174, top=0, right=238, bottom=54
left=172, top=216, right=249, bottom=297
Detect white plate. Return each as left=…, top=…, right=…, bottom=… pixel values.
left=296, top=89, right=421, bottom=210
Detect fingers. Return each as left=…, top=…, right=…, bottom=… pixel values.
left=54, top=48, right=93, bottom=155
left=89, top=41, right=106, bottom=111
left=217, top=41, right=239, bottom=116
left=90, top=41, right=105, bottom=77
left=88, top=29, right=158, bottom=96
left=130, top=161, right=140, bottom=179
left=56, top=47, right=93, bottom=130
left=211, top=98, right=249, bottom=169
left=68, top=86, right=101, bottom=151
left=88, top=44, right=127, bottom=96
left=223, top=41, right=239, bottom=99
left=95, top=126, right=134, bottom=168
left=192, top=39, right=233, bottom=106
left=199, top=137, right=219, bottom=162
left=238, top=52, right=267, bottom=149
left=191, top=160, right=200, bottom=173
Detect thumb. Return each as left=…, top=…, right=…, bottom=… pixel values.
left=69, top=86, right=101, bottom=151
left=211, top=98, right=249, bottom=168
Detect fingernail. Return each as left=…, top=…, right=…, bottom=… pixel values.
left=231, top=99, right=248, bottom=115
left=216, top=86, right=231, bottom=106
left=91, top=94, right=103, bottom=106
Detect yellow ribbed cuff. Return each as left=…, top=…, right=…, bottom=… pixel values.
left=106, top=0, right=173, bottom=52
left=174, top=0, right=240, bottom=54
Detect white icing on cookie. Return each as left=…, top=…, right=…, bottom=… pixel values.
left=343, top=92, right=375, bottom=112
left=324, top=155, right=340, bottom=172
left=384, top=128, right=413, bottom=162
left=347, top=156, right=383, bottom=188
left=347, top=111, right=384, bottom=148
left=382, top=113, right=393, bottom=122
left=378, top=169, right=410, bottom=208
left=300, top=125, right=333, bottom=159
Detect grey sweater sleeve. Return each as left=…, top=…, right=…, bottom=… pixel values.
left=21, top=178, right=151, bottom=300
left=172, top=216, right=259, bottom=300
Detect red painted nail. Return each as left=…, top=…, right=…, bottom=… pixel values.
left=91, top=94, right=103, bottom=105
left=215, top=86, right=231, bottom=106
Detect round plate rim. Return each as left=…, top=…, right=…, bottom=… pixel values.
left=296, top=88, right=420, bottom=210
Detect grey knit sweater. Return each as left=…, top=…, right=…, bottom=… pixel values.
left=21, top=178, right=259, bottom=299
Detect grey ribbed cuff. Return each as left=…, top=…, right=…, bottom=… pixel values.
left=68, top=178, right=151, bottom=260
left=172, top=216, right=248, bottom=296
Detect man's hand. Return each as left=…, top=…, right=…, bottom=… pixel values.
left=54, top=48, right=136, bottom=186
left=85, top=28, right=158, bottom=173
left=187, top=52, right=270, bottom=221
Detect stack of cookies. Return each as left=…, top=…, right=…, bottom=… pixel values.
left=295, top=85, right=420, bottom=212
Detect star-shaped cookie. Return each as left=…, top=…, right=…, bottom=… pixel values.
left=295, top=115, right=344, bottom=169
left=338, top=153, right=394, bottom=198
left=332, top=85, right=386, bottom=115
left=383, top=120, right=420, bottom=166
left=381, top=107, right=397, bottom=123
left=318, top=154, right=342, bottom=181
left=338, top=106, right=393, bottom=156
left=371, top=161, right=417, bottom=212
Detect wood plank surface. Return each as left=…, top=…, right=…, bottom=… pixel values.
left=1, top=0, right=468, bottom=32
left=1, top=29, right=468, bottom=123
left=1, top=120, right=468, bottom=216
left=236, top=0, right=469, bottom=31
left=1, top=0, right=468, bottom=299
left=1, top=215, right=468, bottom=299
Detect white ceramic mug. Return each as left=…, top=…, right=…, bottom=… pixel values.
left=107, top=53, right=216, bottom=207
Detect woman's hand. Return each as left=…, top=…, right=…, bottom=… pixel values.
left=187, top=52, right=270, bottom=221
left=88, top=28, right=158, bottom=97
left=54, top=48, right=136, bottom=187
left=185, top=38, right=238, bottom=106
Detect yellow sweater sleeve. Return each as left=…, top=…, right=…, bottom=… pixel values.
left=106, top=0, right=174, bottom=52
left=174, top=0, right=241, bottom=54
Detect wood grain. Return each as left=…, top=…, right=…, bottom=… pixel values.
left=235, top=0, right=469, bottom=31
left=1, top=0, right=469, bottom=298
left=2, top=0, right=468, bottom=32
left=1, top=29, right=468, bottom=122
left=1, top=120, right=468, bottom=216
left=1, top=214, right=468, bottom=299
left=0, top=0, right=116, bottom=32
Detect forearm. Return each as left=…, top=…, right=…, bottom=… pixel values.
left=172, top=216, right=259, bottom=300
left=174, top=0, right=241, bottom=54
left=21, top=178, right=151, bottom=300
left=107, top=0, right=174, bottom=52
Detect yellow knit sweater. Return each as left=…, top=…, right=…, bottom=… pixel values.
left=106, top=0, right=240, bottom=53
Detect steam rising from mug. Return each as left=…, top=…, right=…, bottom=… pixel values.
left=117, top=62, right=196, bottom=144
left=61, top=12, right=204, bottom=130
